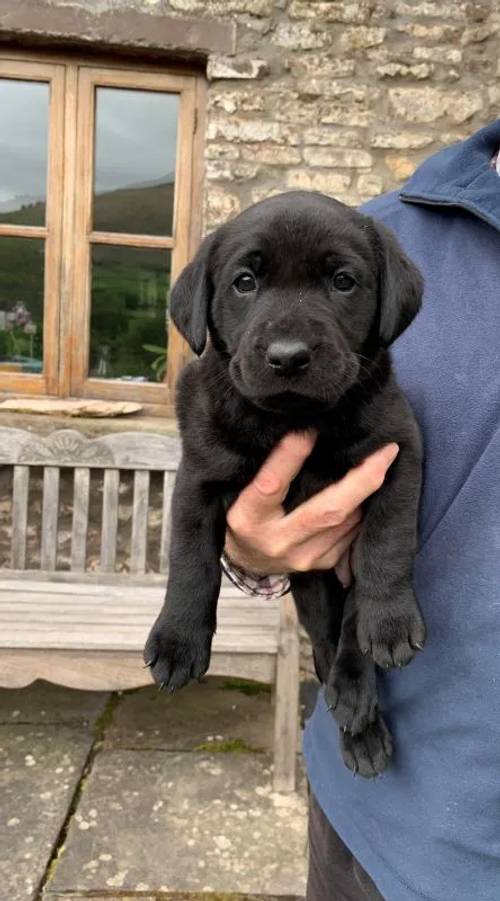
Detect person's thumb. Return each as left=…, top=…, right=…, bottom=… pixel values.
left=230, top=431, right=316, bottom=524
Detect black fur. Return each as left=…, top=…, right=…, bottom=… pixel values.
left=145, top=191, right=426, bottom=777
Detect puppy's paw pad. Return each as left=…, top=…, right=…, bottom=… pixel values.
left=144, top=623, right=212, bottom=691
left=325, top=656, right=377, bottom=735
left=340, top=716, right=393, bottom=779
left=357, top=604, right=426, bottom=669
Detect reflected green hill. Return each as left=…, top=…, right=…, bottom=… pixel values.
left=0, top=181, right=174, bottom=379
left=0, top=179, right=175, bottom=236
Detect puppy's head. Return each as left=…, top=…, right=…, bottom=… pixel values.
left=171, top=191, right=422, bottom=412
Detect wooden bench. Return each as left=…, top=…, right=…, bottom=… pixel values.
left=0, top=427, right=299, bottom=791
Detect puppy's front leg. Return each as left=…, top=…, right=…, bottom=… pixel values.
left=353, top=442, right=426, bottom=669
left=144, top=463, right=225, bottom=690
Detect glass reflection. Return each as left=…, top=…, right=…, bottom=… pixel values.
left=89, top=244, right=170, bottom=382
left=0, top=237, right=44, bottom=372
left=93, top=88, right=178, bottom=236
left=0, top=79, right=49, bottom=226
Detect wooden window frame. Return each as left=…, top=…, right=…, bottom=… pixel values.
left=0, top=51, right=205, bottom=415
left=0, top=58, right=65, bottom=398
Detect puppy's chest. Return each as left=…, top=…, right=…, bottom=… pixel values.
left=284, top=449, right=352, bottom=513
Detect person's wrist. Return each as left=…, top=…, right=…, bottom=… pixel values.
left=221, top=550, right=290, bottom=599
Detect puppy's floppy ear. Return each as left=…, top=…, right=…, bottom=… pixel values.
left=370, top=219, right=423, bottom=346
left=170, top=231, right=216, bottom=356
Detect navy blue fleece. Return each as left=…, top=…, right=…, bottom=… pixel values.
left=304, top=119, right=500, bottom=901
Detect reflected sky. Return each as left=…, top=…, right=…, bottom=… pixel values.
left=0, top=79, right=49, bottom=210
left=94, top=88, right=179, bottom=195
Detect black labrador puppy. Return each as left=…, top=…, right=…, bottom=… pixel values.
left=144, top=190, right=426, bottom=777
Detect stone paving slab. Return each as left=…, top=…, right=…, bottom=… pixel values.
left=105, top=677, right=274, bottom=753
left=0, top=724, right=96, bottom=901
left=48, top=750, right=308, bottom=897
left=0, top=681, right=110, bottom=726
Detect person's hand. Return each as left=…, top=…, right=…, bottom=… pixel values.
left=225, top=433, right=399, bottom=585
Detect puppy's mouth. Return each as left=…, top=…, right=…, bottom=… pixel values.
left=229, top=354, right=359, bottom=414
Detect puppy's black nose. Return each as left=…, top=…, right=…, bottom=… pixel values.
left=265, top=339, right=311, bottom=375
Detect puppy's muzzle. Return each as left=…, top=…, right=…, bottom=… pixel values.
left=265, top=339, right=312, bottom=376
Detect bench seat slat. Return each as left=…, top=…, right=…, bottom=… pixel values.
left=0, top=590, right=280, bottom=653
left=11, top=465, right=29, bottom=569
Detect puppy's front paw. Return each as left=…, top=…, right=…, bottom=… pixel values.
left=340, top=716, right=393, bottom=778
left=144, top=620, right=213, bottom=691
left=356, top=593, right=426, bottom=669
left=325, top=652, right=377, bottom=735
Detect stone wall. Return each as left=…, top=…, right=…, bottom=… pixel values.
left=196, top=0, right=500, bottom=229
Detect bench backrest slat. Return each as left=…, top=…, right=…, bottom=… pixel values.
left=100, top=469, right=120, bottom=573
left=159, top=471, right=175, bottom=574
left=71, top=468, right=90, bottom=572
left=41, top=467, right=60, bottom=571
left=11, top=465, right=29, bottom=569
left=130, top=470, right=150, bottom=574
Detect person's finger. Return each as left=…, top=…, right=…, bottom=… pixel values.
left=304, top=523, right=361, bottom=572
left=227, top=431, right=316, bottom=528
left=335, top=547, right=353, bottom=588
left=284, top=444, right=399, bottom=536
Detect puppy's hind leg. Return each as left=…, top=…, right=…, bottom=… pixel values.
left=326, top=591, right=379, bottom=736
left=290, top=570, right=346, bottom=684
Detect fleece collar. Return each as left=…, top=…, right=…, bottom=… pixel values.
left=399, top=119, right=500, bottom=233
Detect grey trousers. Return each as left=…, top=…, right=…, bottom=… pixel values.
left=306, top=793, right=385, bottom=901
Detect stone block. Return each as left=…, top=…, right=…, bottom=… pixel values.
left=287, top=54, right=356, bottom=78
left=289, top=0, right=373, bottom=24
left=285, top=169, right=351, bottom=193
left=170, top=0, right=274, bottom=14
left=303, top=147, right=372, bottom=168
left=395, top=0, right=466, bottom=16
left=304, top=127, right=362, bottom=146
left=389, top=87, right=483, bottom=123
left=207, top=55, right=270, bottom=80
left=370, top=130, right=434, bottom=149
left=272, top=21, right=329, bottom=50
left=376, top=62, right=432, bottom=79
left=385, top=155, right=417, bottom=181
left=320, top=105, right=375, bottom=127
left=340, top=26, right=386, bottom=51
left=207, top=117, right=300, bottom=145
left=241, top=144, right=302, bottom=165
left=357, top=172, right=384, bottom=196
left=205, top=187, right=241, bottom=227
left=47, top=750, right=308, bottom=896
left=205, top=143, right=241, bottom=160
left=413, top=46, right=463, bottom=64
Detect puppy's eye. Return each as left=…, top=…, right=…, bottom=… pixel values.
left=333, top=272, right=355, bottom=292
left=233, top=273, right=257, bottom=294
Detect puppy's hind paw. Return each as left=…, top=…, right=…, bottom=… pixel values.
left=325, top=652, right=378, bottom=736
left=340, top=715, right=393, bottom=779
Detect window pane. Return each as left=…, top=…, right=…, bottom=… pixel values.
left=89, top=245, right=170, bottom=382
left=0, top=79, right=49, bottom=226
left=0, top=237, right=44, bottom=373
left=93, top=88, right=179, bottom=236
